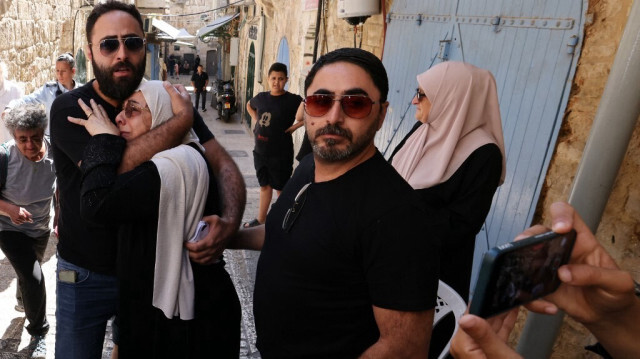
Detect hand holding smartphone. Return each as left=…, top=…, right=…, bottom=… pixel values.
left=187, top=221, right=209, bottom=243
left=469, top=230, right=577, bottom=318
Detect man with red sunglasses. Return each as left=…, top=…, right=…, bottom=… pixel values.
left=49, top=1, right=245, bottom=358
left=232, top=48, right=440, bottom=358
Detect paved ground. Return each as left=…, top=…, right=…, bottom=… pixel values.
left=0, top=74, right=266, bottom=358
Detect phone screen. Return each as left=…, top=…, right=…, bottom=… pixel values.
left=469, top=230, right=576, bottom=318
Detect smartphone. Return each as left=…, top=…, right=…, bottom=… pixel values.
left=187, top=221, right=209, bottom=243
left=469, top=230, right=577, bottom=318
left=58, top=269, right=78, bottom=283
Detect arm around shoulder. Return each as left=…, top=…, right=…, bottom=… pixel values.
left=118, top=82, right=194, bottom=173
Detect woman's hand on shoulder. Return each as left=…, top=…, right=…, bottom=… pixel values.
left=68, top=98, right=120, bottom=136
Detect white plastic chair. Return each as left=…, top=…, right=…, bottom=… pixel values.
left=433, top=280, right=467, bottom=359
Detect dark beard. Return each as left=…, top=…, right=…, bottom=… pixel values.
left=92, top=56, right=145, bottom=101
left=311, top=122, right=376, bottom=161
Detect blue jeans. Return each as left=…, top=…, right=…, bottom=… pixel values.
left=55, top=255, right=118, bottom=359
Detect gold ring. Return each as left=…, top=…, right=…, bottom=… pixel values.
left=87, top=112, right=94, bottom=119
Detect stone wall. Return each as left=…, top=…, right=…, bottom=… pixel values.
left=0, top=0, right=75, bottom=93
left=534, top=0, right=640, bottom=355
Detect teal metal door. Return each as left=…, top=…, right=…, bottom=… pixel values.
left=245, top=43, right=256, bottom=127
left=377, top=0, right=587, bottom=290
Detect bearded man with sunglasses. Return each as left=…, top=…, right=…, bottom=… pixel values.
left=232, top=48, right=440, bottom=358
left=49, top=2, right=245, bottom=358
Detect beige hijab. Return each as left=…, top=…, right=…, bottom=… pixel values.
left=391, top=62, right=506, bottom=189
left=138, top=81, right=208, bottom=320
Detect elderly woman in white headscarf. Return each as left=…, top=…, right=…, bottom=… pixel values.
left=69, top=81, right=240, bottom=358
left=390, top=62, right=506, bottom=301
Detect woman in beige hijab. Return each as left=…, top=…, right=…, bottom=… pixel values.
left=390, top=62, right=506, bottom=301
left=69, top=81, right=240, bottom=358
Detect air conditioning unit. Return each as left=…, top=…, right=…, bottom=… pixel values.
left=337, top=0, right=380, bottom=25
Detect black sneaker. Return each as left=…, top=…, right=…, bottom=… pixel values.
left=202, top=108, right=207, bottom=112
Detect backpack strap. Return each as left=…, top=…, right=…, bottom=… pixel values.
left=0, top=143, right=9, bottom=190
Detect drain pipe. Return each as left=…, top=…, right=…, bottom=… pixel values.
left=517, top=1, right=640, bottom=357
left=312, top=0, right=324, bottom=62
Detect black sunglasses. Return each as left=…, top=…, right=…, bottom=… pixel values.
left=282, top=183, right=311, bottom=233
left=90, top=37, right=146, bottom=57
left=304, top=94, right=378, bottom=119
left=415, top=88, right=427, bottom=100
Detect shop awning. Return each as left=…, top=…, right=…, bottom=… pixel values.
left=196, top=13, right=239, bottom=39
left=176, top=28, right=196, bottom=40
left=175, top=40, right=196, bottom=48
left=151, top=18, right=196, bottom=41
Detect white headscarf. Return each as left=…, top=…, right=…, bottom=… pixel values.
left=137, top=80, right=202, bottom=149
left=138, top=81, right=209, bottom=320
left=391, top=62, right=506, bottom=189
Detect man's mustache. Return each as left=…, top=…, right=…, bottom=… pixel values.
left=111, top=61, right=135, bottom=74
left=315, top=124, right=352, bottom=141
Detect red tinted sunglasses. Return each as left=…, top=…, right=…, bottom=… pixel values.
left=304, top=94, right=378, bottom=119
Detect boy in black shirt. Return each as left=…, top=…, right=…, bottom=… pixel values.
left=244, top=63, right=302, bottom=227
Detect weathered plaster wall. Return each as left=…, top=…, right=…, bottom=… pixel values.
left=539, top=0, right=638, bottom=287
left=524, top=0, right=639, bottom=355
left=0, top=0, right=74, bottom=93
left=321, top=0, right=387, bottom=58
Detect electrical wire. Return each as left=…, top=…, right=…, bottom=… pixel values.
left=381, top=0, right=387, bottom=59
left=353, top=25, right=357, bottom=47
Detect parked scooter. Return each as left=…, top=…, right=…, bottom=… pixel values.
left=213, top=79, right=236, bottom=122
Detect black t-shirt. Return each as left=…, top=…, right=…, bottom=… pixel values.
left=414, top=144, right=502, bottom=300
left=249, top=91, right=302, bottom=158
left=253, top=151, right=440, bottom=358
left=190, top=71, right=209, bottom=91
left=50, top=80, right=214, bottom=275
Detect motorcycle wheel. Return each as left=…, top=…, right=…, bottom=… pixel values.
left=223, top=111, right=230, bottom=122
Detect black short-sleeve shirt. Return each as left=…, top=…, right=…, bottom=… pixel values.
left=249, top=91, right=302, bottom=158
left=50, top=80, right=214, bottom=275
left=253, top=151, right=440, bottom=358
left=190, top=71, right=209, bottom=91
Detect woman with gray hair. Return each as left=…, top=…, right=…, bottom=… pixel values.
left=0, top=104, right=56, bottom=359
left=68, top=81, right=240, bottom=358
